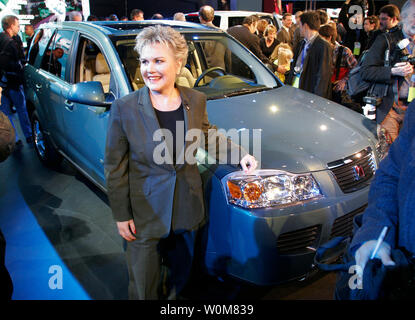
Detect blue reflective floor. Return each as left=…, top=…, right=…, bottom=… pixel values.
left=0, top=116, right=128, bottom=300
left=0, top=117, right=335, bottom=300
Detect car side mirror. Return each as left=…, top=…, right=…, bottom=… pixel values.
left=66, top=81, right=111, bottom=107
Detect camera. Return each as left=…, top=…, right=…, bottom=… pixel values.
left=400, top=54, right=415, bottom=66
left=362, top=96, right=382, bottom=120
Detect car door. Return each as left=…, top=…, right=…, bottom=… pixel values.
left=60, top=35, right=115, bottom=187
left=35, top=29, right=75, bottom=151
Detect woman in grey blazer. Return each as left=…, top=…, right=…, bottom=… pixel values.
left=104, top=25, right=257, bottom=300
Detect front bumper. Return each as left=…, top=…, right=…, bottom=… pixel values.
left=201, top=169, right=370, bottom=286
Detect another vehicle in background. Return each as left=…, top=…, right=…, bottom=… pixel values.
left=185, top=10, right=282, bottom=31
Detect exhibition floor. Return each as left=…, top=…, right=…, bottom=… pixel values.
left=0, top=121, right=336, bottom=300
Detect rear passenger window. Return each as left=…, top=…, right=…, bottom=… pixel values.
left=40, top=30, right=74, bottom=80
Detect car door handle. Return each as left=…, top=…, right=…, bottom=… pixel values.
left=64, top=100, right=74, bottom=111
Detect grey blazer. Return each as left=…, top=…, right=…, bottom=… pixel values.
left=277, top=27, right=294, bottom=48
left=104, top=85, right=246, bottom=238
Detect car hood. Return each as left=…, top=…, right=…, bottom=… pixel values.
left=205, top=85, right=378, bottom=173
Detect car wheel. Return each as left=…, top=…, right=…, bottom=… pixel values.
left=31, top=112, right=62, bottom=167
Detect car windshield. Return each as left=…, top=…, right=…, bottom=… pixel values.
left=112, top=32, right=280, bottom=100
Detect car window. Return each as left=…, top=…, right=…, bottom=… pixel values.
left=74, top=36, right=112, bottom=94
left=228, top=17, right=244, bottom=28
left=259, top=16, right=276, bottom=28
left=114, top=39, right=143, bottom=91
left=113, top=33, right=279, bottom=99
left=40, top=29, right=74, bottom=80
left=185, top=15, right=199, bottom=24
left=28, top=28, right=53, bottom=67
left=40, top=31, right=57, bottom=72
left=212, top=16, right=221, bottom=27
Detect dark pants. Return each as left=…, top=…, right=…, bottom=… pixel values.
left=0, top=85, right=32, bottom=141
left=125, top=229, right=197, bottom=300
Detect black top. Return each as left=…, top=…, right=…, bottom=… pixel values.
left=0, top=32, right=25, bottom=88
left=260, top=37, right=278, bottom=59
left=154, top=104, right=184, bottom=165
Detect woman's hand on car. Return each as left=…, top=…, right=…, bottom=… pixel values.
left=240, top=154, right=258, bottom=175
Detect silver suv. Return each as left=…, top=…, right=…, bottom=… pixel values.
left=24, top=20, right=381, bottom=285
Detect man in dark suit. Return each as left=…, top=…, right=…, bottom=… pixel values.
left=292, top=11, right=304, bottom=52
left=277, top=13, right=294, bottom=48
left=285, top=11, right=333, bottom=99
left=227, top=15, right=270, bottom=64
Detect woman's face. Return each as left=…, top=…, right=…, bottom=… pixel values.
left=363, top=20, right=375, bottom=33
left=266, top=31, right=276, bottom=41
left=140, top=42, right=181, bottom=94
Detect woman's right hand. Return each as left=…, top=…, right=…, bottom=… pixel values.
left=116, top=219, right=137, bottom=241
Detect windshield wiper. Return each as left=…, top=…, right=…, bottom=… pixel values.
left=209, top=87, right=271, bottom=100
left=230, top=87, right=271, bottom=96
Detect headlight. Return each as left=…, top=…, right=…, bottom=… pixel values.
left=222, top=170, right=323, bottom=209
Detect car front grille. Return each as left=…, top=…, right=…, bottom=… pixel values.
left=330, top=205, right=367, bottom=239
left=276, top=225, right=321, bottom=255
left=327, top=147, right=376, bottom=193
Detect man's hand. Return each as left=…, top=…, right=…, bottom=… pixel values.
left=391, top=62, right=414, bottom=77
left=355, top=240, right=395, bottom=274
left=116, top=219, right=137, bottom=242
left=240, top=154, right=258, bottom=175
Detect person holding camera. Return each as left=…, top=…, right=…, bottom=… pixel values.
left=360, top=4, right=414, bottom=143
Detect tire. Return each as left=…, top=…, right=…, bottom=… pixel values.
left=31, top=112, right=62, bottom=167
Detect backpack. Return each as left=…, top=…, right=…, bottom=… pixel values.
left=347, top=33, right=394, bottom=98
left=346, top=49, right=371, bottom=97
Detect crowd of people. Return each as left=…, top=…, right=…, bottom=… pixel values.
left=219, top=3, right=414, bottom=148
left=2, top=0, right=415, bottom=301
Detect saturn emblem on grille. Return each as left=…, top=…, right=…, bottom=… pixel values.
left=353, top=165, right=366, bottom=180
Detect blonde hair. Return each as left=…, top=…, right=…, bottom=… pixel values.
left=134, top=25, right=188, bottom=67
left=270, top=43, right=293, bottom=66
left=264, top=24, right=277, bottom=36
